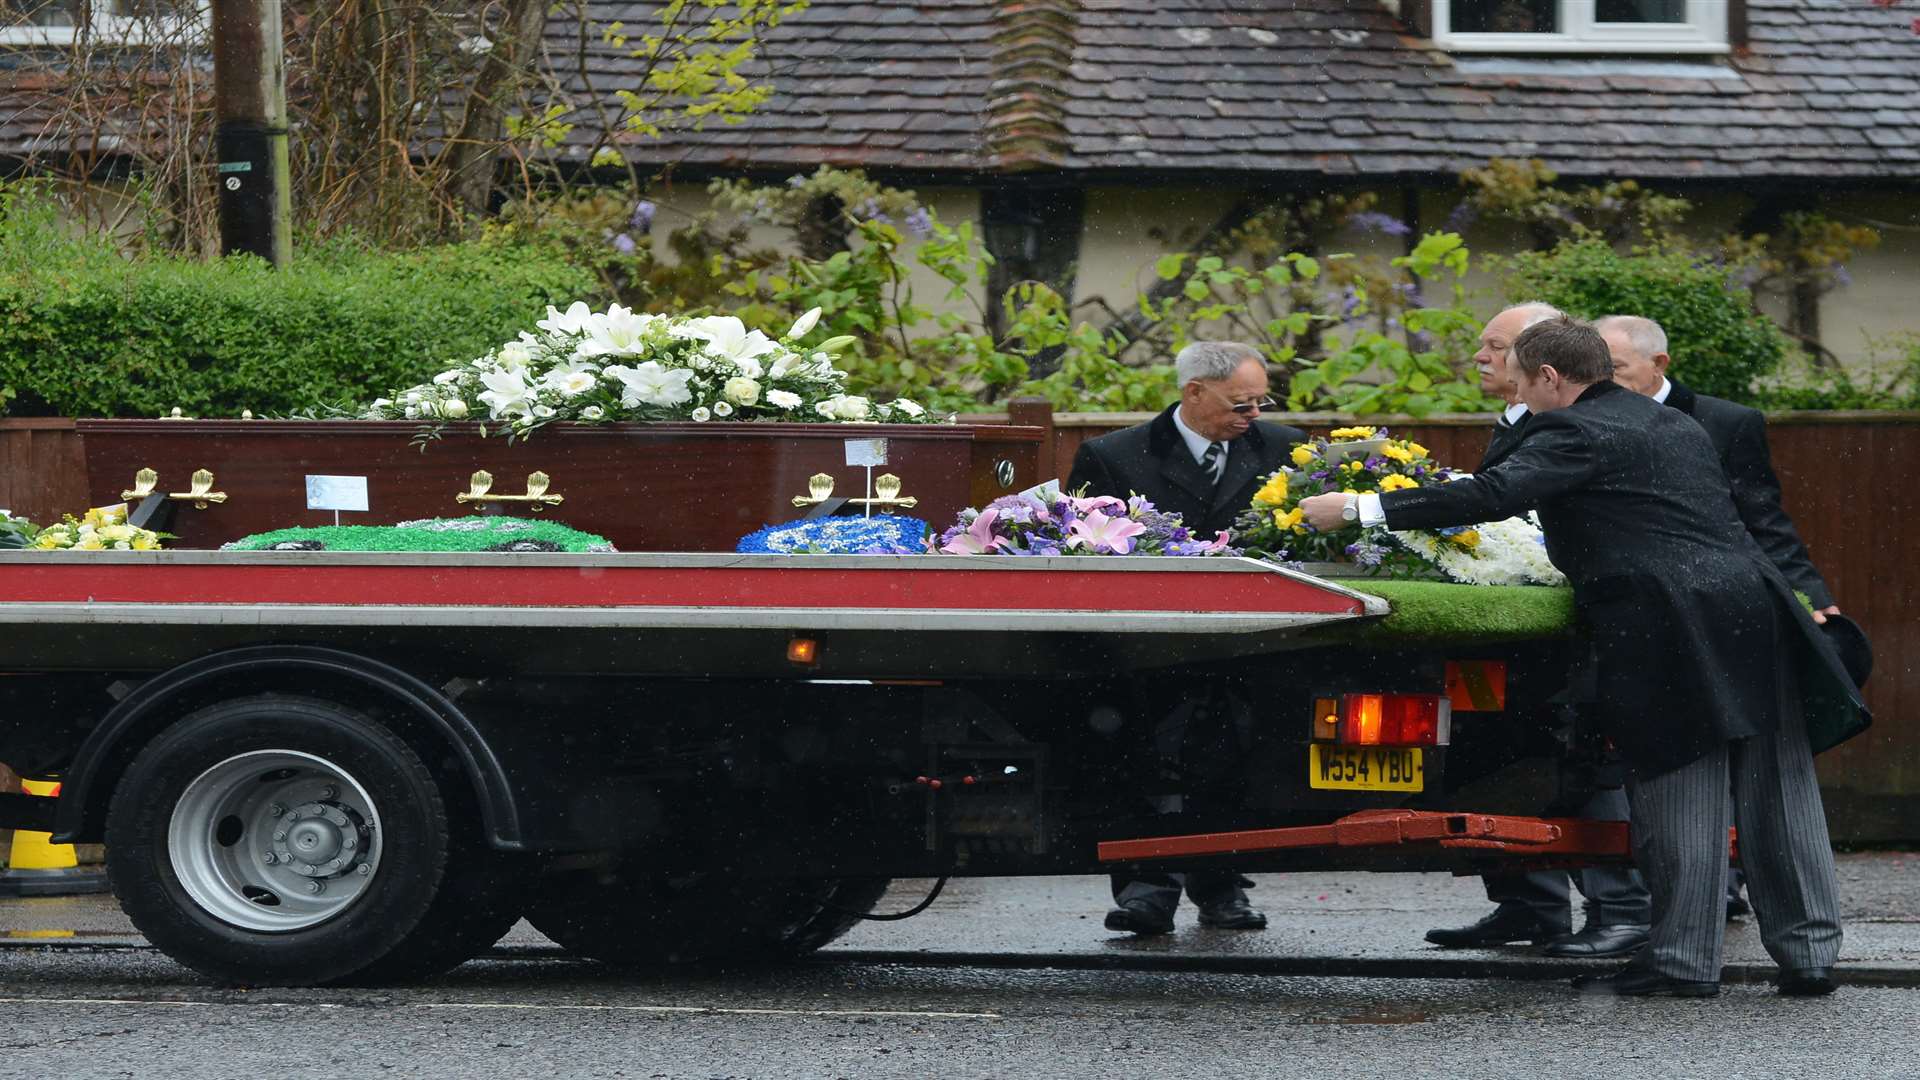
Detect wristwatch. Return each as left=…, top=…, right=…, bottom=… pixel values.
left=1341, top=494, right=1360, bottom=523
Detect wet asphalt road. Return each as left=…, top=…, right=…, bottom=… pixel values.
left=3, top=948, right=1916, bottom=1080
left=3, top=863, right=1918, bottom=1079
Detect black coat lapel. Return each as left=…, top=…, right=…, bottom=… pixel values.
left=1158, top=444, right=1218, bottom=507
left=1480, top=412, right=1529, bottom=471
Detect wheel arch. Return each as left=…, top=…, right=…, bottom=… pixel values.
left=53, top=645, right=524, bottom=849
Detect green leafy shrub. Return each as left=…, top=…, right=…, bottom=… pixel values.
left=0, top=190, right=596, bottom=418
left=1497, top=240, right=1791, bottom=402
left=1751, top=334, right=1920, bottom=411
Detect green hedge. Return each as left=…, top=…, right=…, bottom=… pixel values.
left=1499, top=240, right=1792, bottom=403
left=0, top=195, right=597, bottom=418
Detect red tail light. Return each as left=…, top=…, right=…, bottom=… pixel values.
left=1312, top=693, right=1451, bottom=747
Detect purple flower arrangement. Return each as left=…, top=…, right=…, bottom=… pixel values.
left=934, top=491, right=1238, bottom=558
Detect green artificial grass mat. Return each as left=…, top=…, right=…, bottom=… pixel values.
left=225, top=516, right=615, bottom=553
left=1315, top=578, right=1576, bottom=646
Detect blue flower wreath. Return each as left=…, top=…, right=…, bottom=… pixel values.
left=736, top=514, right=930, bottom=555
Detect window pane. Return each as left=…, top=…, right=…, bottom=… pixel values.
left=1596, top=0, right=1687, bottom=23
left=1450, top=0, right=1559, bottom=34
left=0, top=0, right=81, bottom=26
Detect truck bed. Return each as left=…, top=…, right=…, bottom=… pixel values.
left=0, top=551, right=1389, bottom=677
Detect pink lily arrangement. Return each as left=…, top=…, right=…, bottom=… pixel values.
left=931, top=488, right=1239, bottom=558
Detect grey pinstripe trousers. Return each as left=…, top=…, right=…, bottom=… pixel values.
left=1624, top=714, right=1843, bottom=982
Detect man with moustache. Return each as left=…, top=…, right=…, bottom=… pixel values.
left=1068, top=340, right=1306, bottom=935
left=1299, top=316, right=1862, bottom=997
left=1420, top=303, right=1655, bottom=961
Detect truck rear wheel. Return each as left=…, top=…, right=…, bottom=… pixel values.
left=526, top=865, right=890, bottom=966
left=105, top=695, right=462, bottom=986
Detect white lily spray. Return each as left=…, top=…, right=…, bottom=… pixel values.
left=363, top=303, right=945, bottom=435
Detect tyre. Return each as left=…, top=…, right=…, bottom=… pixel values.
left=526, top=865, right=891, bottom=966
left=106, top=695, right=459, bottom=986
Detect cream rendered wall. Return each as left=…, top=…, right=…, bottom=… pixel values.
left=638, top=181, right=984, bottom=325
left=643, top=178, right=1916, bottom=371
left=1072, top=186, right=1249, bottom=327
left=1820, top=193, right=1920, bottom=367
left=1411, top=187, right=1918, bottom=370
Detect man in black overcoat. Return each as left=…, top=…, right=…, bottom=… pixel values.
left=1301, top=317, right=1867, bottom=997
left=1067, top=340, right=1306, bottom=936
left=1421, top=304, right=1657, bottom=961
left=1600, top=314, right=1846, bottom=919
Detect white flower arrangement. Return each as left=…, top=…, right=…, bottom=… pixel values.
left=365, top=303, right=943, bottom=434
left=1387, top=512, right=1566, bottom=587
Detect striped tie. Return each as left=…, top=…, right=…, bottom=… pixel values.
left=1201, top=441, right=1225, bottom=485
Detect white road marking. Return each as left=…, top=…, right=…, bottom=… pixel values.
left=0, top=996, right=1000, bottom=1021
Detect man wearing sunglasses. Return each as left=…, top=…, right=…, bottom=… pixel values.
left=1067, top=340, right=1306, bottom=935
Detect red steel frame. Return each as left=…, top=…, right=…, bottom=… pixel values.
left=1099, top=810, right=1740, bottom=865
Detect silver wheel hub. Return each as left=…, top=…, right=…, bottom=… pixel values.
left=167, top=750, right=384, bottom=933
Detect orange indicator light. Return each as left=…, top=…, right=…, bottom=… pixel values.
left=1348, top=694, right=1384, bottom=745
left=785, top=637, right=818, bottom=666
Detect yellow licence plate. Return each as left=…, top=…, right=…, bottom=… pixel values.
left=1309, top=743, right=1424, bottom=792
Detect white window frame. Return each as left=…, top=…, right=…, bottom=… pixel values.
left=1433, top=0, right=1730, bottom=55
left=0, top=1, right=209, bottom=47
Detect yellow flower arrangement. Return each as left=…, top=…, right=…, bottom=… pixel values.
left=30, top=508, right=168, bottom=552
left=1449, top=529, right=1481, bottom=550
left=1252, top=473, right=1290, bottom=508
left=1272, top=506, right=1307, bottom=533
left=1230, top=425, right=1459, bottom=567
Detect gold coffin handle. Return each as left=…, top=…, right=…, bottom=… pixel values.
left=846, top=473, right=918, bottom=510
left=166, top=469, right=227, bottom=510
left=791, top=472, right=836, bottom=508
left=456, top=470, right=564, bottom=512
left=122, top=467, right=159, bottom=502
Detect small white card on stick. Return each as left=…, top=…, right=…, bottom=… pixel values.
left=844, top=438, right=889, bottom=467
left=305, top=475, right=370, bottom=513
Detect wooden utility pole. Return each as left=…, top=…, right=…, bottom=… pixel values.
left=211, top=0, right=290, bottom=266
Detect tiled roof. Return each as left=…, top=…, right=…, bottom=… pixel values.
left=544, top=1, right=999, bottom=172
left=2, top=1, right=1913, bottom=182
left=568, top=0, right=1920, bottom=182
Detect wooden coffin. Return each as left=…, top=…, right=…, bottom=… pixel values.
left=76, top=419, right=1044, bottom=551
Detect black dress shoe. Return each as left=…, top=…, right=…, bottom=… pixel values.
left=1543, top=923, right=1652, bottom=959
left=1425, top=908, right=1568, bottom=948
left=1778, top=967, right=1837, bottom=997
left=1104, top=900, right=1175, bottom=936
left=1197, top=897, right=1268, bottom=930
left=1726, top=895, right=1752, bottom=920
left=1571, top=968, right=1719, bottom=997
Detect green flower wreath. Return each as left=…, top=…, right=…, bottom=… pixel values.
left=224, top=517, right=616, bottom=553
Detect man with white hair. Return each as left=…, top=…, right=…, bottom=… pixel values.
left=1473, top=302, right=1563, bottom=471
left=1421, top=302, right=1656, bottom=961
left=1068, top=340, right=1306, bottom=935
left=1595, top=315, right=1839, bottom=625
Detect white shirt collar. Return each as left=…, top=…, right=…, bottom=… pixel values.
left=1652, top=377, right=1673, bottom=404
left=1170, top=405, right=1219, bottom=466
left=1503, top=402, right=1530, bottom=424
